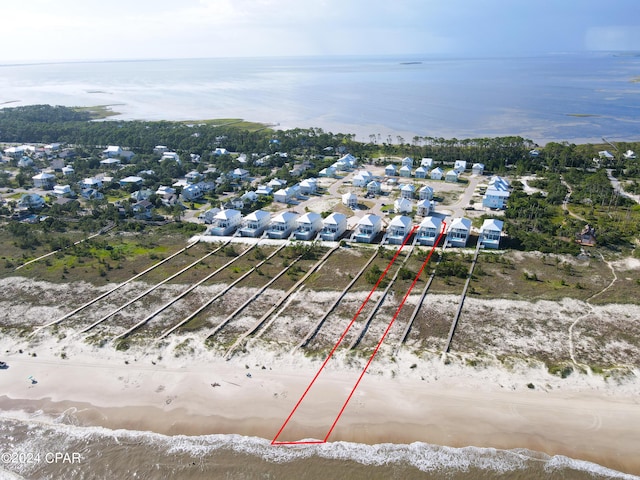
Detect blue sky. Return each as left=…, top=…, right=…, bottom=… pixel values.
left=1, top=0, right=639, bottom=61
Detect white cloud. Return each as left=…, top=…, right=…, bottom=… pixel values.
left=0, top=0, right=637, bottom=61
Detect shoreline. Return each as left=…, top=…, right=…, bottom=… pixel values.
left=1, top=348, right=639, bottom=476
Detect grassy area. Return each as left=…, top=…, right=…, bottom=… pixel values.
left=72, top=105, right=122, bottom=119
left=180, top=118, right=271, bottom=132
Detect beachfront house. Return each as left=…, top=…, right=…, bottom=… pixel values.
left=239, top=210, right=270, bottom=237
left=267, top=211, right=298, bottom=239
left=416, top=199, right=435, bottom=217
left=394, top=197, right=413, bottom=214
left=32, top=172, right=55, bottom=189
left=415, top=166, right=428, bottom=179
left=385, top=164, right=397, bottom=177
left=454, top=160, right=467, bottom=173
left=342, top=192, right=358, bottom=208
left=479, top=219, right=504, bottom=249
left=446, top=217, right=472, bottom=247
left=445, top=170, right=459, bottom=183
left=320, top=212, right=348, bottom=241
left=419, top=185, right=434, bottom=200
left=417, top=216, right=443, bottom=246
left=472, top=163, right=485, bottom=176
left=387, top=215, right=413, bottom=244
left=430, top=167, right=444, bottom=180
left=421, top=158, right=434, bottom=169
left=294, top=212, right=323, bottom=240
left=208, top=209, right=242, bottom=236
left=399, top=165, right=412, bottom=178
left=400, top=184, right=415, bottom=199
left=353, top=214, right=382, bottom=243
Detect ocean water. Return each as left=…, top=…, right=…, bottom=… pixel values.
left=1, top=415, right=638, bottom=480
left=0, top=53, right=639, bottom=144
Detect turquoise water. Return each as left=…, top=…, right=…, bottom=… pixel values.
left=1, top=53, right=639, bottom=143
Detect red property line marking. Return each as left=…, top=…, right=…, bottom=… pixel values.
left=271, top=226, right=417, bottom=445
left=272, top=223, right=445, bottom=446
left=323, top=222, right=446, bottom=442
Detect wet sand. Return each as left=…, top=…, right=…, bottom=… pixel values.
left=1, top=351, right=639, bottom=476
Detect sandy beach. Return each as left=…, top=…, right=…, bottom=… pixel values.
left=1, top=338, right=639, bottom=476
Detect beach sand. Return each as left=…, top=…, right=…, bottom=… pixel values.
left=1, top=341, right=639, bottom=476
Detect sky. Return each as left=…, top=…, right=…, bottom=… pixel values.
left=1, top=0, right=639, bottom=62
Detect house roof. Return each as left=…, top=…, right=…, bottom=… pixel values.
left=485, top=188, right=510, bottom=197
left=342, top=192, right=357, bottom=201
left=120, top=176, right=143, bottom=183
left=420, top=185, right=433, bottom=193
left=394, top=197, right=413, bottom=208
left=415, top=166, right=427, bottom=173
left=272, top=211, right=298, bottom=223
left=297, top=212, right=321, bottom=224
left=214, top=209, right=241, bottom=220
left=419, top=216, right=442, bottom=229
left=358, top=214, right=380, bottom=227
left=244, top=210, right=270, bottom=222
left=448, top=217, right=471, bottom=231
left=323, top=212, right=346, bottom=225
left=401, top=184, right=415, bottom=191
left=481, top=218, right=504, bottom=232
left=445, top=170, right=458, bottom=176
left=32, top=172, right=55, bottom=179
left=389, top=215, right=412, bottom=228
left=431, top=167, right=444, bottom=174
